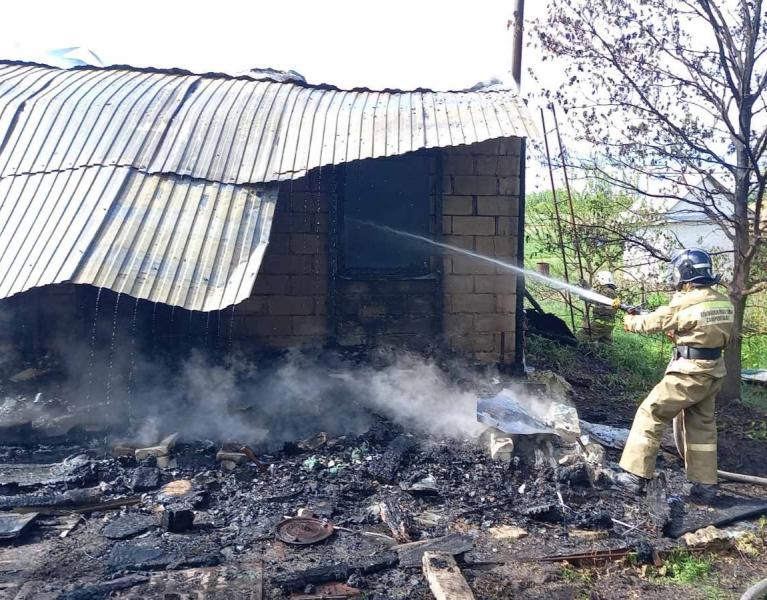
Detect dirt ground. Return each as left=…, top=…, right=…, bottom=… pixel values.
left=0, top=342, right=765, bottom=599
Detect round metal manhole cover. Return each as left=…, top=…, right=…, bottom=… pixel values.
left=275, top=517, right=334, bottom=545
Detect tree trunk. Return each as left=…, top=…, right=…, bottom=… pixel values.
left=720, top=293, right=745, bottom=401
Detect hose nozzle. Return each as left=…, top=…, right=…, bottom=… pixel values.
left=615, top=299, right=642, bottom=315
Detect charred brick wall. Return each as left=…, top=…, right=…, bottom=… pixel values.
left=2, top=137, right=523, bottom=364
left=230, top=170, right=332, bottom=348
left=440, top=138, right=522, bottom=365
left=231, top=138, right=523, bottom=362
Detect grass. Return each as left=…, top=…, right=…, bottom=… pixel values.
left=657, top=549, right=712, bottom=584
left=646, top=550, right=729, bottom=600
left=560, top=564, right=593, bottom=584
left=743, top=385, right=767, bottom=411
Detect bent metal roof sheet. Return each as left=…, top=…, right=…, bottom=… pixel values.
left=0, top=61, right=533, bottom=310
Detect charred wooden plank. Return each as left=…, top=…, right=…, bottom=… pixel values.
left=272, top=553, right=398, bottom=592
left=368, top=435, right=416, bottom=483
left=55, top=574, right=149, bottom=600
left=0, top=455, right=93, bottom=489
left=422, top=551, right=475, bottom=600
left=665, top=496, right=767, bottom=538
left=378, top=496, right=412, bottom=543
left=394, top=533, right=475, bottom=568
left=0, top=487, right=103, bottom=511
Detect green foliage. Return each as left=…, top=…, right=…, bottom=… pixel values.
left=745, top=419, right=767, bottom=441
left=654, top=549, right=712, bottom=584
left=525, top=181, right=634, bottom=285
left=525, top=297, right=668, bottom=394
left=560, top=564, right=593, bottom=584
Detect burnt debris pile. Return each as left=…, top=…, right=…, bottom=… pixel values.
left=0, top=350, right=765, bottom=599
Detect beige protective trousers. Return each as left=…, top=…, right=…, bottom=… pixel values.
left=619, top=372, right=721, bottom=484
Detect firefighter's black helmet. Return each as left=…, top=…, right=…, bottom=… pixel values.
left=668, top=248, right=720, bottom=289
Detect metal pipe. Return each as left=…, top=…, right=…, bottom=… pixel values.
left=540, top=108, right=577, bottom=332
left=511, top=0, right=526, bottom=89
left=551, top=104, right=591, bottom=336
left=741, top=577, right=767, bottom=600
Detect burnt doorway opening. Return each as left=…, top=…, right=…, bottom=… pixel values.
left=329, top=152, right=442, bottom=346
left=337, top=154, right=433, bottom=278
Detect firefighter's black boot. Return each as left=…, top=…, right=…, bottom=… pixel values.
left=612, top=470, right=648, bottom=494
left=689, top=482, right=718, bottom=505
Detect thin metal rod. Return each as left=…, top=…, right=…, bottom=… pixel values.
left=551, top=105, right=584, bottom=281
left=511, top=0, right=526, bottom=89
left=551, top=103, right=591, bottom=336
left=540, top=108, right=576, bottom=332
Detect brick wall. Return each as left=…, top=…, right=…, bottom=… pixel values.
left=231, top=170, right=332, bottom=348
left=440, top=138, right=522, bottom=364
left=231, top=137, right=523, bottom=363
left=4, top=138, right=524, bottom=364
left=333, top=152, right=441, bottom=349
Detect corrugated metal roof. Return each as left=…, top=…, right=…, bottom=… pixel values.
left=0, top=61, right=532, bottom=310
left=0, top=165, right=276, bottom=311
left=0, top=62, right=534, bottom=183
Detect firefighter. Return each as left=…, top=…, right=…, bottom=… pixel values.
left=589, top=271, right=619, bottom=343
left=613, top=248, right=734, bottom=502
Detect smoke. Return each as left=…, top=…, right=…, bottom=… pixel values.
left=11, top=329, right=495, bottom=447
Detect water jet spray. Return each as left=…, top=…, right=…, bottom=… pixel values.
left=354, top=221, right=637, bottom=311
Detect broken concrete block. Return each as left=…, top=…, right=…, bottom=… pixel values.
left=135, top=446, right=169, bottom=461
left=488, top=431, right=514, bottom=461
left=527, top=370, right=573, bottom=400
left=112, top=444, right=137, bottom=458
left=220, top=460, right=238, bottom=471
left=216, top=451, right=247, bottom=465
left=682, top=524, right=753, bottom=551
left=134, top=433, right=180, bottom=462
left=159, top=507, right=194, bottom=533
left=155, top=455, right=176, bottom=469
left=488, top=525, right=528, bottom=541
left=131, top=467, right=161, bottom=491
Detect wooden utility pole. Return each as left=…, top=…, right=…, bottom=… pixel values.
left=511, top=0, right=525, bottom=89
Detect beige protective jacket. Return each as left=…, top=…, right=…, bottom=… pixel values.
left=624, top=286, right=734, bottom=378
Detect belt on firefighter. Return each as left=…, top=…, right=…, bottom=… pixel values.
left=674, top=346, right=722, bottom=360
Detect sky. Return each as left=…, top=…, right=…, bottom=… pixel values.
left=1, top=0, right=557, bottom=189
